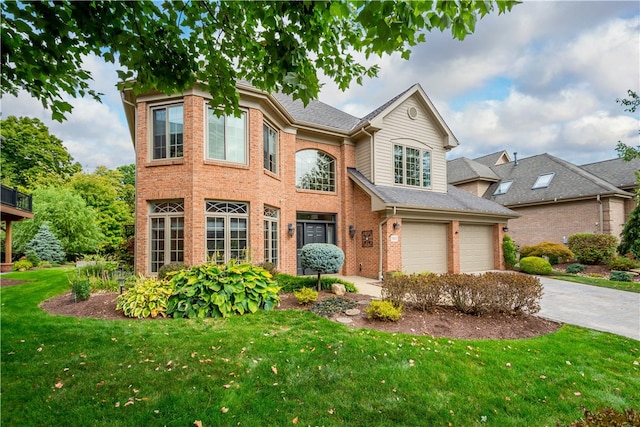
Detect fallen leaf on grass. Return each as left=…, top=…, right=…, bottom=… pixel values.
left=194, top=421, right=203, bottom=427
left=55, top=382, right=63, bottom=389
left=292, top=416, right=298, bottom=424
left=96, top=381, right=105, bottom=387
left=220, top=407, right=229, bottom=413
left=574, top=392, right=581, bottom=396
left=271, top=365, right=278, bottom=375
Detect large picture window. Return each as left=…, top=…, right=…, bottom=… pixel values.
left=152, top=105, right=183, bottom=160
left=149, top=201, right=184, bottom=273
left=206, top=201, right=249, bottom=263
left=394, top=144, right=431, bottom=188
left=263, top=123, right=278, bottom=174
left=295, top=149, right=336, bottom=192
left=207, top=108, right=247, bottom=164
left=263, top=206, right=279, bottom=266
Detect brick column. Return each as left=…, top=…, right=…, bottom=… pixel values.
left=448, top=221, right=460, bottom=273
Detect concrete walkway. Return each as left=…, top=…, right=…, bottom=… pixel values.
left=337, top=275, right=640, bottom=341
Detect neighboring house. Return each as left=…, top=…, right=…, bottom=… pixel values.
left=121, top=83, right=517, bottom=279
left=0, top=184, right=33, bottom=272
left=448, top=151, right=639, bottom=248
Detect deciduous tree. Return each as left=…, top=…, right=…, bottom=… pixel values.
left=1, top=1, right=518, bottom=121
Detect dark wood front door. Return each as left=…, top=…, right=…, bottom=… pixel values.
left=296, top=212, right=336, bottom=275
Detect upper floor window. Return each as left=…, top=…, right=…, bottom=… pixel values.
left=493, top=180, right=513, bottom=195
left=296, top=149, right=336, bottom=192
left=207, top=108, right=247, bottom=164
left=152, top=105, right=183, bottom=160
left=532, top=173, right=554, bottom=189
left=394, top=144, right=431, bottom=188
left=263, top=123, right=278, bottom=174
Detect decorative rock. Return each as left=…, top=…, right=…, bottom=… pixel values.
left=357, top=300, right=370, bottom=306
left=336, top=317, right=353, bottom=324
left=345, top=308, right=361, bottom=316
left=331, top=283, right=346, bottom=296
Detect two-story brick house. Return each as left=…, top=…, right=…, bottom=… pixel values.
left=121, top=82, right=517, bottom=279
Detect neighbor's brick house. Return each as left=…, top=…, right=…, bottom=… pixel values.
left=122, top=83, right=517, bottom=279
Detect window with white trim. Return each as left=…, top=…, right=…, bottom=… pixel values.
left=207, top=108, right=247, bottom=164
left=263, top=123, right=278, bottom=174
left=205, top=201, right=249, bottom=263
left=149, top=201, right=184, bottom=273
left=493, top=180, right=513, bottom=195
left=296, top=150, right=336, bottom=192
left=394, top=144, right=431, bottom=188
left=263, top=206, right=279, bottom=266
left=152, top=105, right=183, bottom=159
left=532, top=173, right=554, bottom=189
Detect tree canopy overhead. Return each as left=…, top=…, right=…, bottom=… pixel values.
left=1, top=0, right=518, bottom=121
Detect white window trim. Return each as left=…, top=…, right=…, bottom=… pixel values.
left=393, top=144, right=432, bottom=189
left=263, top=121, right=279, bottom=175
left=205, top=106, right=249, bottom=165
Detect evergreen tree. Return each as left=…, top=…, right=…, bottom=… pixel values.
left=25, top=223, right=66, bottom=264
left=618, top=204, right=640, bottom=258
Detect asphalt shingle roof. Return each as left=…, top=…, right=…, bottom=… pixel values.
left=348, top=168, right=517, bottom=217
left=271, top=93, right=362, bottom=131
left=448, top=157, right=500, bottom=184
left=580, top=157, right=640, bottom=189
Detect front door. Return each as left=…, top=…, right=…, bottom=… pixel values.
left=296, top=212, right=336, bottom=275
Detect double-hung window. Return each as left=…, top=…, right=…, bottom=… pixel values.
left=394, top=144, right=431, bottom=188
left=263, top=206, right=279, bottom=266
left=207, top=108, right=247, bottom=164
left=205, top=201, right=249, bottom=263
left=152, top=105, right=183, bottom=160
left=263, top=123, right=278, bottom=174
left=149, top=201, right=184, bottom=273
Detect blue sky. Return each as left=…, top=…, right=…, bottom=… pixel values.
left=2, top=1, right=639, bottom=170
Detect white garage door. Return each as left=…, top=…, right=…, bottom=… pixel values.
left=460, top=224, right=494, bottom=272
left=401, top=222, right=448, bottom=274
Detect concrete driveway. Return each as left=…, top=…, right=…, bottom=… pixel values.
left=537, top=276, right=640, bottom=341
left=340, top=275, right=640, bottom=341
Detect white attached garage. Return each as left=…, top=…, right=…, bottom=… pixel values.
left=459, top=224, right=494, bottom=272
left=401, top=222, right=448, bottom=274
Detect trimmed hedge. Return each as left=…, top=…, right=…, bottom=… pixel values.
left=568, top=233, right=618, bottom=265
left=519, top=241, right=574, bottom=265
left=382, top=272, right=542, bottom=315
left=519, top=256, right=553, bottom=275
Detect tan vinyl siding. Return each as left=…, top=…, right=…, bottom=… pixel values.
left=355, top=136, right=372, bottom=180
left=373, top=97, right=448, bottom=192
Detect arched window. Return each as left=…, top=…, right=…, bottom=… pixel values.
left=295, top=150, right=336, bottom=192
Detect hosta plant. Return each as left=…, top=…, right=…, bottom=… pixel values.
left=167, top=260, right=280, bottom=319
left=116, top=277, right=175, bottom=318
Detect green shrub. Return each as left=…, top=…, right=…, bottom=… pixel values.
left=293, top=287, right=318, bottom=305
left=566, top=406, right=640, bottom=427
left=167, top=260, right=280, bottom=318
left=25, top=250, right=41, bottom=266
left=37, top=260, right=53, bottom=268
left=366, top=300, right=403, bottom=322
left=12, top=259, right=33, bottom=271
left=519, top=256, right=553, bottom=275
left=606, top=256, right=640, bottom=271
left=565, top=263, right=588, bottom=274
left=71, top=277, right=91, bottom=302
left=275, top=273, right=356, bottom=293
left=25, top=223, right=66, bottom=263
left=568, top=233, right=618, bottom=265
left=309, top=297, right=357, bottom=318
left=116, top=277, right=175, bottom=318
left=300, top=243, right=345, bottom=290
left=502, top=235, right=518, bottom=268
left=519, top=241, right=574, bottom=265
left=610, top=271, right=632, bottom=282
left=158, top=262, right=186, bottom=280
left=76, top=258, right=120, bottom=291
left=256, top=262, right=277, bottom=277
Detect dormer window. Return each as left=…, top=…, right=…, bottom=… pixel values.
left=532, top=173, right=554, bottom=189
left=493, top=180, right=513, bottom=195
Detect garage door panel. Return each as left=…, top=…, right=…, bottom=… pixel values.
left=401, top=222, right=448, bottom=274
left=460, top=224, right=494, bottom=272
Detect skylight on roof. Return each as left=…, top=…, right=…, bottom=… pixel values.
left=532, top=173, right=554, bottom=189
left=493, top=180, right=513, bottom=195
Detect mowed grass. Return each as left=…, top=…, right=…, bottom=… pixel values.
left=1, top=269, right=639, bottom=426
left=550, top=272, right=640, bottom=293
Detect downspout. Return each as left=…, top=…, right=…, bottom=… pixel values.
left=378, top=206, right=397, bottom=281
left=120, top=92, right=138, bottom=273
left=597, top=194, right=603, bottom=233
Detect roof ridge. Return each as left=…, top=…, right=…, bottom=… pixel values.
left=544, top=153, right=627, bottom=194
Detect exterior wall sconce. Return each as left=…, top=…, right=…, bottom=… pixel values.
left=288, top=223, right=294, bottom=237
left=502, top=226, right=509, bottom=232
left=349, top=225, right=356, bottom=238
left=392, top=222, right=400, bottom=230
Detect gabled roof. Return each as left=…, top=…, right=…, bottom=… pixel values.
left=473, top=150, right=511, bottom=167
left=580, top=157, right=640, bottom=190
left=448, top=157, right=500, bottom=185
left=348, top=168, right=517, bottom=218
left=271, top=92, right=362, bottom=131
left=484, top=153, right=633, bottom=206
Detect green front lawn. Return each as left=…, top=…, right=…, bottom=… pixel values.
left=550, top=272, right=640, bottom=293
left=1, top=268, right=639, bottom=426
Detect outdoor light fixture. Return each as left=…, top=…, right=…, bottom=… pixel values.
left=502, top=226, right=509, bottom=232
left=288, top=223, right=294, bottom=237
left=349, top=225, right=356, bottom=238
left=393, top=222, right=400, bottom=230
